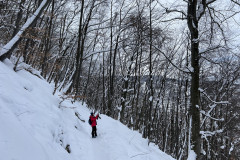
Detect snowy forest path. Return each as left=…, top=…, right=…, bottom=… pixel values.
left=78, top=111, right=154, bottom=160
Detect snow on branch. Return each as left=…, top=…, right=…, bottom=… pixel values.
left=200, top=129, right=224, bottom=153
left=200, top=129, right=224, bottom=137
left=229, top=143, right=234, bottom=155
left=0, top=0, right=51, bottom=61
left=198, top=88, right=230, bottom=104
left=200, top=110, right=224, bottom=121
left=199, top=88, right=229, bottom=128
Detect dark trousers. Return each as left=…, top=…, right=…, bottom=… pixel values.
left=92, top=126, right=97, bottom=137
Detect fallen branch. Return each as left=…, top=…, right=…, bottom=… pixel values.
left=75, top=112, right=85, bottom=122
left=130, top=152, right=149, bottom=158
left=59, top=106, right=76, bottom=109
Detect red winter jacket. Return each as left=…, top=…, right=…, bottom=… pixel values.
left=90, top=114, right=99, bottom=127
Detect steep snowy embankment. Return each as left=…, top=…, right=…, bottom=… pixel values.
left=0, top=60, right=175, bottom=160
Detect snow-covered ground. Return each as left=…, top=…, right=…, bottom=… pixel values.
left=0, top=60, right=175, bottom=160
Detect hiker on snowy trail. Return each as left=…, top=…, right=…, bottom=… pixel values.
left=89, top=112, right=100, bottom=138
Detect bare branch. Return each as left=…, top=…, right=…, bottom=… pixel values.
left=153, top=45, right=192, bottom=74
left=231, top=0, right=240, bottom=6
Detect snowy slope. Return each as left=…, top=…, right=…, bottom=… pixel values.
left=0, top=60, right=175, bottom=160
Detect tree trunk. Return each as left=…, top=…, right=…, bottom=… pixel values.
left=187, top=0, right=201, bottom=157
left=41, top=0, right=54, bottom=78
left=12, top=0, right=26, bottom=38
left=0, top=0, right=52, bottom=62
left=147, top=0, right=154, bottom=139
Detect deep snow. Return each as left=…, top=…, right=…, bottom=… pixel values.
left=0, top=60, right=175, bottom=160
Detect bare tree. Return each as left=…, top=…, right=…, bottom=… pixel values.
left=0, top=0, right=52, bottom=61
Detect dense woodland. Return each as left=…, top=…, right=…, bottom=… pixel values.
left=0, top=0, right=240, bottom=159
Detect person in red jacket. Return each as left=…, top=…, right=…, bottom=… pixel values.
left=90, top=112, right=99, bottom=138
